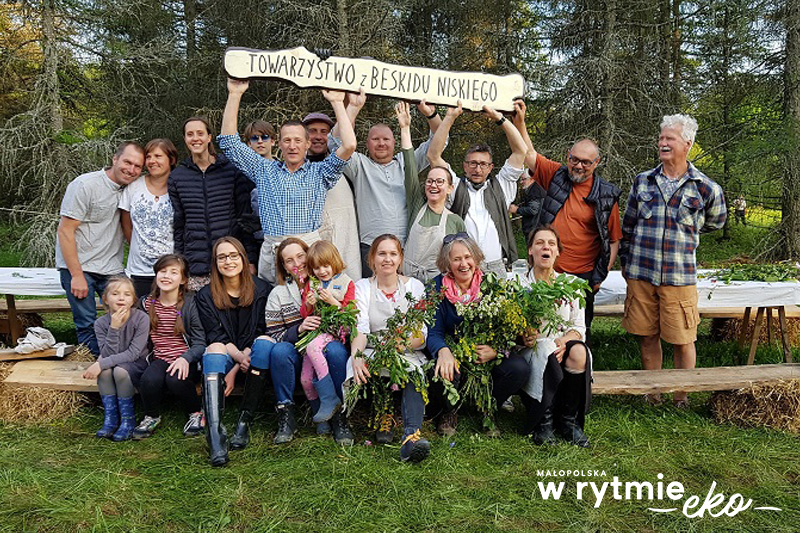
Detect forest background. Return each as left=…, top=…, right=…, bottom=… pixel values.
left=1, top=0, right=800, bottom=260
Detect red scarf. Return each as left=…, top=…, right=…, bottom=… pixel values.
left=442, top=269, right=483, bottom=304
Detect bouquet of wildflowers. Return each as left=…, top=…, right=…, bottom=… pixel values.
left=344, top=290, right=441, bottom=430
left=512, top=274, right=588, bottom=336
left=295, top=276, right=359, bottom=353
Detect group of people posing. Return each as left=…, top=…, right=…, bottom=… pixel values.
left=56, top=80, right=726, bottom=466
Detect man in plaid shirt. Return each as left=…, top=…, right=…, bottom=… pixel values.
left=219, top=78, right=357, bottom=283
left=620, top=114, right=726, bottom=407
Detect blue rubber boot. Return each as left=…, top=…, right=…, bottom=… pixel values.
left=312, top=375, right=342, bottom=424
left=96, top=395, right=119, bottom=439
left=112, top=396, right=136, bottom=441
left=310, top=399, right=331, bottom=435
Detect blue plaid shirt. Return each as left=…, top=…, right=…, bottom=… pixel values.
left=621, top=163, right=726, bottom=286
left=218, top=134, right=347, bottom=236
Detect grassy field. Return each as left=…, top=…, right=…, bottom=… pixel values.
left=1, top=219, right=798, bottom=532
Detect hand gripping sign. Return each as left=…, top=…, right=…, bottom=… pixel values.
left=224, top=46, right=525, bottom=112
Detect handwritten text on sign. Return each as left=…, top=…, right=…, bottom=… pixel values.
left=224, top=47, right=524, bottom=112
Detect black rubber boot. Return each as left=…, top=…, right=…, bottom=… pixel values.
left=273, top=403, right=297, bottom=444
left=555, top=371, right=589, bottom=448
left=230, top=368, right=269, bottom=450
left=203, top=373, right=229, bottom=466
left=531, top=406, right=557, bottom=445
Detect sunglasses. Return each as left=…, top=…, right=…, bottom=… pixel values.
left=443, top=232, right=469, bottom=245
left=250, top=134, right=271, bottom=143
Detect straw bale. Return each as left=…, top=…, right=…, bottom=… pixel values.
left=0, top=346, right=94, bottom=423
left=714, top=316, right=800, bottom=345
left=709, top=380, right=800, bottom=434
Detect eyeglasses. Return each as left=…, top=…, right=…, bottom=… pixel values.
left=465, top=160, right=492, bottom=169
left=443, top=232, right=469, bottom=245
left=250, top=134, right=271, bottom=143
left=425, top=177, right=447, bottom=187
left=567, top=154, right=599, bottom=167
left=216, top=251, right=242, bottom=263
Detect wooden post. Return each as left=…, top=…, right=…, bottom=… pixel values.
left=766, top=307, right=774, bottom=346
left=778, top=306, right=794, bottom=363
left=5, top=294, right=21, bottom=344
left=738, top=306, right=752, bottom=350
left=747, top=306, right=766, bottom=365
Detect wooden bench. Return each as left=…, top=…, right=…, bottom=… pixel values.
left=1, top=297, right=103, bottom=342
left=4, top=360, right=799, bottom=396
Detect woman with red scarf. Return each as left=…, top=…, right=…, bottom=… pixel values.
left=426, top=233, right=531, bottom=436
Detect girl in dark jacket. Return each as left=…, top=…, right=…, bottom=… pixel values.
left=132, top=254, right=206, bottom=440
left=195, top=237, right=271, bottom=466
left=168, top=116, right=259, bottom=291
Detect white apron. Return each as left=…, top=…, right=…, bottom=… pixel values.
left=258, top=230, right=321, bottom=284
left=344, top=277, right=428, bottom=387
left=402, top=206, right=450, bottom=283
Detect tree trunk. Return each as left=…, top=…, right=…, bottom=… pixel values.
left=40, top=0, right=62, bottom=135
left=671, top=0, right=682, bottom=105
left=598, top=0, right=617, bottom=158
left=337, top=0, right=350, bottom=56
left=783, top=0, right=800, bottom=258
left=184, top=0, right=197, bottom=59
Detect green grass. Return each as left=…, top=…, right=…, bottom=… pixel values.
left=1, top=223, right=798, bottom=532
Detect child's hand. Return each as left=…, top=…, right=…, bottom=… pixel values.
left=318, top=288, right=340, bottom=307
left=306, top=290, right=318, bottom=308
left=82, top=361, right=101, bottom=380
left=167, top=358, right=190, bottom=380
left=224, top=368, right=238, bottom=396
left=110, top=307, right=130, bottom=329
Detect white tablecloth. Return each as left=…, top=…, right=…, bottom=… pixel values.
left=0, top=268, right=65, bottom=296
left=595, top=270, right=800, bottom=308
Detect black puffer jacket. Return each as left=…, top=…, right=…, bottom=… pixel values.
left=168, top=153, right=258, bottom=276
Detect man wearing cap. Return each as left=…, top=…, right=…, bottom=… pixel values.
left=219, top=78, right=357, bottom=283
left=303, top=111, right=361, bottom=280
left=329, top=90, right=443, bottom=276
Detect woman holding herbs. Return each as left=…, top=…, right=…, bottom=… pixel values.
left=517, top=225, right=591, bottom=448
left=349, top=234, right=432, bottom=463
left=426, top=234, right=531, bottom=436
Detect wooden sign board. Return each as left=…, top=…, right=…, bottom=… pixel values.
left=224, top=46, right=525, bottom=112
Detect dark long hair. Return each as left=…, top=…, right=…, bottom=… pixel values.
left=146, top=254, right=189, bottom=335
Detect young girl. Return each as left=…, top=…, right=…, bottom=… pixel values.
left=300, top=240, right=355, bottom=424
left=132, top=254, right=205, bottom=440
left=82, top=276, right=150, bottom=441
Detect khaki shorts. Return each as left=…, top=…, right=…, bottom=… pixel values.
left=621, top=279, right=699, bottom=345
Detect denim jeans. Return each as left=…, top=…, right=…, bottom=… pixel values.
left=59, top=269, right=111, bottom=355
left=269, top=339, right=348, bottom=405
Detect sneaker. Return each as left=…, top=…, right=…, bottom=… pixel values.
left=331, top=411, right=354, bottom=445
left=375, top=413, right=394, bottom=444
left=183, top=412, right=204, bottom=437
left=436, top=411, right=458, bottom=437
left=501, top=398, right=515, bottom=412
left=400, top=430, right=430, bottom=463
left=132, top=415, right=161, bottom=440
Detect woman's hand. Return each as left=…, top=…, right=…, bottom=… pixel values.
left=434, top=348, right=457, bottom=382
left=233, top=348, right=250, bottom=372
left=224, top=367, right=238, bottom=396
left=299, top=316, right=321, bottom=333
left=306, top=290, right=318, bottom=308
left=352, top=356, right=370, bottom=385
left=553, top=336, right=569, bottom=362
left=110, top=307, right=129, bottom=329
left=475, top=345, right=498, bottom=364
left=318, top=288, right=339, bottom=307
left=227, top=77, right=249, bottom=95
left=82, top=361, right=101, bottom=380
left=167, top=358, right=190, bottom=380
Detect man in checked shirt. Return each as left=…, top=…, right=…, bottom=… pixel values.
left=620, top=114, right=726, bottom=407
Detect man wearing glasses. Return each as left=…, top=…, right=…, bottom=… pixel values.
left=427, top=102, right=528, bottom=278
left=513, top=101, right=622, bottom=345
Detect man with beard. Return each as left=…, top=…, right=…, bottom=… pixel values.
left=302, top=111, right=361, bottom=279
left=514, top=101, right=622, bottom=344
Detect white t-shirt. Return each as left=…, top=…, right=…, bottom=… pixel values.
left=118, top=176, right=174, bottom=277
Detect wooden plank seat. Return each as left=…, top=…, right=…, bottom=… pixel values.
left=0, top=298, right=103, bottom=314
left=593, top=304, right=800, bottom=319
left=4, top=360, right=799, bottom=396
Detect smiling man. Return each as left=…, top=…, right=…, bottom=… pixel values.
left=514, top=100, right=622, bottom=345
left=56, top=141, right=144, bottom=354
left=620, top=114, right=726, bottom=407
left=219, top=78, right=356, bottom=283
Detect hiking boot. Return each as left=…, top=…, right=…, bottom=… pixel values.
left=273, top=404, right=297, bottom=444
left=400, top=430, right=430, bottom=463
left=331, top=411, right=354, bottom=445
left=183, top=412, right=204, bottom=437
left=436, top=411, right=458, bottom=437
left=531, top=407, right=557, bottom=446
left=132, top=415, right=161, bottom=440
left=501, top=398, right=515, bottom=412
left=375, top=413, right=394, bottom=444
